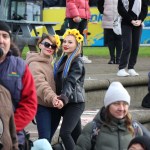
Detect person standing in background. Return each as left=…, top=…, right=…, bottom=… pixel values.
left=97, top=0, right=122, bottom=64
left=66, top=0, right=92, bottom=63
left=117, top=0, right=148, bottom=76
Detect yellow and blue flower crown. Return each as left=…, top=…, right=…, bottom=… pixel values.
left=63, top=29, right=84, bottom=43
left=54, top=34, right=61, bottom=48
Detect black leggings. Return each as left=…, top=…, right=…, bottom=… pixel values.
left=119, top=25, right=142, bottom=69
left=53, top=102, right=85, bottom=150
left=104, top=29, right=122, bottom=60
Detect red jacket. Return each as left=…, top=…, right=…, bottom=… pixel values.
left=14, top=66, right=37, bottom=132
left=66, top=0, right=91, bottom=19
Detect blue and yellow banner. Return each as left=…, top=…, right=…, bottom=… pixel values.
left=43, top=7, right=150, bottom=46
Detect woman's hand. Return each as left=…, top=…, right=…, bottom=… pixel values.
left=135, top=20, right=142, bottom=26
left=56, top=100, right=64, bottom=109
left=52, top=97, right=64, bottom=109
left=131, top=20, right=142, bottom=26
left=73, top=16, right=82, bottom=23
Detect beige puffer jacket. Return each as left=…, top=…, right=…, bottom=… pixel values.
left=99, top=0, right=119, bottom=29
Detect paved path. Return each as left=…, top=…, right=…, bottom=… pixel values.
left=84, top=56, right=150, bottom=80
left=26, top=109, right=99, bottom=141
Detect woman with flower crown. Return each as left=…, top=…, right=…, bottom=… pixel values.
left=53, top=29, right=85, bottom=150
left=26, top=33, right=64, bottom=143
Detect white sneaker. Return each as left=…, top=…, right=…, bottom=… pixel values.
left=128, top=69, right=139, bottom=76
left=82, top=56, right=92, bottom=63
left=117, top=69, right=129, bottom=77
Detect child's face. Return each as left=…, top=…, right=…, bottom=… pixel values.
left=128, top=144, right=144, bottom=150
left=62, top=35, right=77, bottom=56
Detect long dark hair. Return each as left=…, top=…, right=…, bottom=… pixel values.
left=10, top=42, right=21, bottom=57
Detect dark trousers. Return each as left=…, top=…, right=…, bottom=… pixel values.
left=68, top=18, right=88, bottom=35
left=68, top=18, right=88, bottom=56
left=105, top=29, right=122, bottom=61
left=119, top=25, right=142, bottom=69
left=53, top=102, right=85, bottom=150
left=35, top=105, right=59, bottom=142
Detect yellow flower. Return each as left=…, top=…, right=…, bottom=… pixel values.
left=72, top=29, right=80, bottom=35
left=77, top=34, right=84, bottom=43
left=63, top=29, right=84, bottom=43
left=54, top=34, right=61, bottom=47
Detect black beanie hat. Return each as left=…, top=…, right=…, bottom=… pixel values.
left=128, top=136, right=150, bottom=150
left=0, top=21, right=12, bottom=37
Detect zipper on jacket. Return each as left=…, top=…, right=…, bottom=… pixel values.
left=117, top=129, right=121, bottom=150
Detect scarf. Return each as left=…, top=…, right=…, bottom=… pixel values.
left=132, top=0, right=142, bottom=17
left=54, top=44, right=80, bottom=79
left=122, top=0, right=129, bottom=11
left=122, top=0, right=141, bottom=17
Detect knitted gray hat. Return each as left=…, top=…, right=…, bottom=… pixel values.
left=104, top=82, right=130, bottom=107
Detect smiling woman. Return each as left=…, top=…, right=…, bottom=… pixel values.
left=53, top=29, right=85, bottom=150
left=25, top=33, right=65, bottom=143
left=41, top=42, right=57, bottom=50
left=74, top=82, right=150, bottom=150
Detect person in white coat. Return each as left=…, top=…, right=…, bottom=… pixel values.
left=97, top=0, right=122, bottom=64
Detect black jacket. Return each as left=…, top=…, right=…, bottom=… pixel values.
left=55, top=55, right=85, bottom=103
left=118, top=0, right=148, bottom=26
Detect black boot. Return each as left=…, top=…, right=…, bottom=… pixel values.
left=108, top=58, right=115, bottom=64
left=116, top=58, right=120, bottom=64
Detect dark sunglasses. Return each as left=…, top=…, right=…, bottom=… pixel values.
left=41, top=42, right=57, bottom=50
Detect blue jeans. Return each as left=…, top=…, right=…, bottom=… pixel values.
left=36, top=105, right=59, bottom=142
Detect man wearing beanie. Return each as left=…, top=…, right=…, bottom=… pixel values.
left=128, top=136, right=150, bottom=150
left=0, top=21, right=37, bottom=149
left=75, top=82, right=149, bottom=150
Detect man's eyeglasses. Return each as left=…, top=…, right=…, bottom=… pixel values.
left=41, top=42, right=57, bottom=50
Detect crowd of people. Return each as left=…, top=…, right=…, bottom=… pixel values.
left=0, top=0, right=149, bottom=149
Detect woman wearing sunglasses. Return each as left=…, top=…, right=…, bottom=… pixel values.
left=53, top=29, right=85, bottom=150
left=26, top=33, right=65, bottom=143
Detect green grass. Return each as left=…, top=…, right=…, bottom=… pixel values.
left=22, top=46, right=150, bottom=59
left=83, top=46, right=150, bottom=57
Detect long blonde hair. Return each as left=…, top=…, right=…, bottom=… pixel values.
left=54, top=29, right=84, bottom=78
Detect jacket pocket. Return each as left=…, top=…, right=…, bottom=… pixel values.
left=69, top=87, right=77, bottom=103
